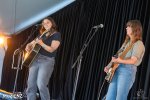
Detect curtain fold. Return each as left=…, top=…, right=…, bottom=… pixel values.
left=1, top=0, right=150, bottom=100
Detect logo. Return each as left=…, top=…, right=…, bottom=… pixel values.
left=133, top=89, right=148, bottom=100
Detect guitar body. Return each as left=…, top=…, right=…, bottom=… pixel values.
left=105, top=63, right=119, bottom=83
left=104, top=42, right=134, bottom=83
left=22, top=44, right=41, bottom=67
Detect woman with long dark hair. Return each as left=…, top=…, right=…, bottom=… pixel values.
left=104, top=20, right=145, bottom=100
left=25, top=17, right=61, bottom=100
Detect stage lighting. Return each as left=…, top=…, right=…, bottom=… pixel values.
left=0, top=37, right=4, bottom=45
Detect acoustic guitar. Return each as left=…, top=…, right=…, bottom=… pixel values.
left=22, top=43, right=41, bottom=67
left=22, top=30, right=52, bottom=67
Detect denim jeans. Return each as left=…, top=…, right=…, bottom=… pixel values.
left=105, top=64, right=137, bottom=100
left=26, top=54, right=55, bottom=100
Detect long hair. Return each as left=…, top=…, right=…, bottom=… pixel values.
left=124, top=20, right=143, bottom=44
left=39, top=17, right=58, bottom=34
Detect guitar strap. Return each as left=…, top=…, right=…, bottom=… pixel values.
left=118, top=42, right=134, bottom=59
left=106, top=41, right=135, bottom=68
left=34, top=30, right=56, bottom=44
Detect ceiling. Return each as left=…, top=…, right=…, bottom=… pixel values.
left=0, top=0, right=75, bottom=35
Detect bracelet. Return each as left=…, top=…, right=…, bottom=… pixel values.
left=42, top=44, right=47, bottom=49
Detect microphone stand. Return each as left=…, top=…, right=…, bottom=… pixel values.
left=72, top=26, right=103, bottom=100
left=15, top=26, right=39, bottom=53
left=11, top=26, right=38, bottom=99
left=97, top=79, right=106, bottom=100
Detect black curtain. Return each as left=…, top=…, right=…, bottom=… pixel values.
left=1, top=0, right=150, bottom=100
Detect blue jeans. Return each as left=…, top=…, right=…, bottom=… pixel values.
left=26, top=54, right=55, bottom=100
left=105, top=64, right=137, bottom=100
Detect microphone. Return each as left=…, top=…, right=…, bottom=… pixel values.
left=35, top=24, right=42, bottom=27
left=93, top=24, right=104, bottom=28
